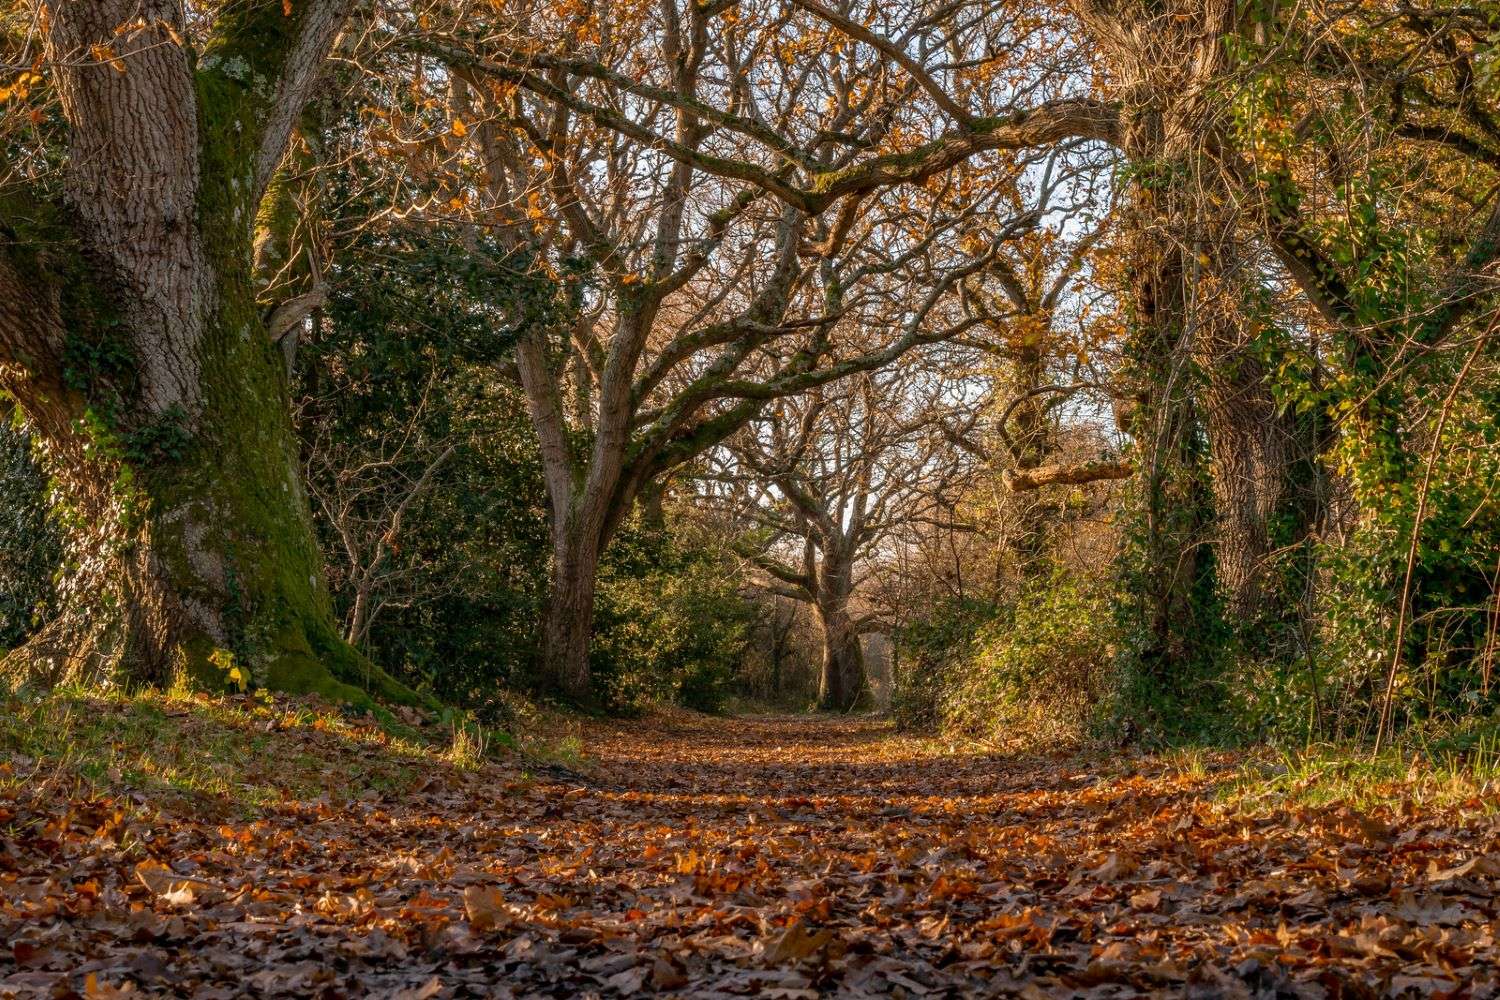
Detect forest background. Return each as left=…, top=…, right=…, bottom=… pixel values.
left=0, top=0, right=1497, bottom=758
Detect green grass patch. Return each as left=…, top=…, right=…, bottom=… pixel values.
left=0, top=685, right=446, bottom=816
left=1217, top=737, right=1500, bottom=813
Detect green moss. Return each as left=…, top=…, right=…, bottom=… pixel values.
left=0, top=6, right=427, bottom=712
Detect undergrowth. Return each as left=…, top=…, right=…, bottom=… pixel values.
left=0, top=684, right=593, bottom=817
left=0, top=685, right=438, bottom=814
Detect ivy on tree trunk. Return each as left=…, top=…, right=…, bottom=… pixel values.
left=0, top=0, right=417, bottom=704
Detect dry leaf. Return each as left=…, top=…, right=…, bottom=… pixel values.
left=1429, top=854, right=1500, bottom=882
left=763, top=921, right=833, bottom=964
left=463, top=884, right=510, bottom=931
left=1090, top=851, right=1138, bottom=882
left=651, top=957, right=688, bottom=989
left=136, top=861, right=215, bottom=903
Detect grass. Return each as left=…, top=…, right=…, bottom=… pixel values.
left=921, top=705, right=1500, bottom=817
left=1216, top=736, right=1500, bottom=813
left=0, top=680, right=608, bottom=822
left=0, top=684, right=445, bottom=815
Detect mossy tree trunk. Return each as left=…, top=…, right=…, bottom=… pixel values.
left=1075, top=0, right=1324, bottom=664
left=0, top=0, right=414, bottom=703
left=1112, top=87, right=1225, bottom=677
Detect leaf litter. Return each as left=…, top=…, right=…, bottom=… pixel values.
left=3, top=698, right=1500, bottom=997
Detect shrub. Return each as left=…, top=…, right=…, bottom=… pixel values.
left=591, top=524, right=755, bottom=714
left=940, top=570, right=1114, bottom=744
left=890, top=598, right=993, bottom=731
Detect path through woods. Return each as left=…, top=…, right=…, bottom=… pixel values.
left=5, top=705, right=1500, bottom=996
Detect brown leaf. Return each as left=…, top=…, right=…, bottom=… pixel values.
left=463, top=884, right=511, bottom=931
left=1090, top=851, right=1138, bottom=882
left=389, top=977, right=443, bottom=1000
left=651, top=957, right=688, bottom=989
left=763, top=921, right=834, bottom=964
left=1429, top=853, right=1500, bottom=882
left=135, top=861, right=215, bottom=904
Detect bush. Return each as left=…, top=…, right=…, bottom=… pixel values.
left=940, top=570, right=1113, bottom=744
left=890, top=598, right=993, bottom=731
left=891, top=570, right=1115, bottom=744
left=591, top=523, right=756, bottom=714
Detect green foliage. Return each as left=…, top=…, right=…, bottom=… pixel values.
left=591, top=522, right=756, bottom=715
left=0, top=685, right=438, bottom=814
left=299, top=214, right=556, bottom=718
left=0, top=417, right=58, bottom=649
left=942, top=570, right=1114, bottom=743
left=352, top=390, right=552, bottom=714
left=891, top=571, right=1115, bottom=744
left=123, top=405, right=192, bottom=465
left=1223, top=19, right=1500, bottom=745
left=890, top=597, right=994, bottom=731
left=1104, top=368, right=1235, bottom=746
left=61, top=324, right=135, bottom=403
left=1106, top=529, right=1236, bottom=748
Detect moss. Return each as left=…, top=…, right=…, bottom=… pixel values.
left=176, top=634, right=223, bottom=690
left=0, top=5, right=427, bottom=712
left=260, top=651, right=372, bottom=706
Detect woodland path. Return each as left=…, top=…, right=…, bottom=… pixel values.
left=6, top=707, right=1500, bottom=997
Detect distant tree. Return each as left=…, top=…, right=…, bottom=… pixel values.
left=713, top=360, right=978, bottom=710
left=407, top=0, right=1107, bottom=698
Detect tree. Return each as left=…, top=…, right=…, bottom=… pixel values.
left=0, top=1, right=412, bottom=700
left=1215, top=0, right=1500, bottom=737
left=715, top=358, right=978, bottom=710
left=410, top=0, right=1075, bottom=697
left=940, top=198, right=1127, bottom=582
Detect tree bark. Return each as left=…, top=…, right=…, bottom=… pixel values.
left=1004, top=461, right=1134, bottom=492
left=816, top=603, right=866, bottom=712
left=1199, top=345, right=1319, bottom=625
left=813, top=556, right=865, bottom=711
left=0, top=1, right=415, bottom=703
left=541, top=514, right=603, bottom=700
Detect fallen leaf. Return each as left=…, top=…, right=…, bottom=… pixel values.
left=763, top=921, right=834, bottom=963
left=463, top=884, right=511, bottom=931
left=1091, top=851, right=1138, bottom=882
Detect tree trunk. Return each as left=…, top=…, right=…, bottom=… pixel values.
left=0, top=238, right=411, bottom=701
left=1114, top=102, right=1224, bottom=677
left=816, top=605, right=866, bottom=712
left=1007, top=330, right=1058, bottom=578
left=1199, top=344, right=1321, bottom=631
left=814, top=559, right=865, bottom=711
left=541, top=515, right=603, bottom=701
left=0, top=0, right=415, bottom=704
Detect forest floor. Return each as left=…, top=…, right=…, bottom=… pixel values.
left=3, top=692, right=1500, bottom=998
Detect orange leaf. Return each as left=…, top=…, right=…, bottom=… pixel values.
left=463, top=885, right=511, bottom=931
left=762, top=920, right=833, bottom=964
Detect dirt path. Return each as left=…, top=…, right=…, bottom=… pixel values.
left=6, top=706, right=1500, bottom=997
